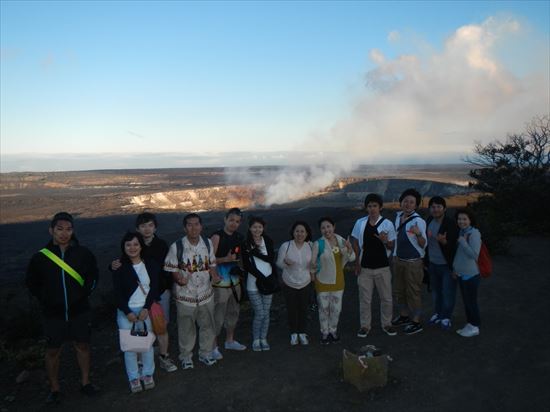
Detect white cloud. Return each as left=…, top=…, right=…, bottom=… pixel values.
left=310, top=15, right=549, bottom=161
left=388, top=30, right=400, bottom=43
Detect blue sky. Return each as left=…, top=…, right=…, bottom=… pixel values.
left=1, top=1, right=549, bottom=172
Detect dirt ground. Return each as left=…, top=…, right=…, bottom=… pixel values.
left=1, top=208, right=549, bottom=412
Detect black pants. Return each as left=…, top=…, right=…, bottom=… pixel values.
left=283, top=283, right=311, bottom=333
left=458, top=275, right=481, bottom=327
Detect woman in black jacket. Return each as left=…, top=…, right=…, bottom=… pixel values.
left=242, top=216, right=278, bottom=352
left=113, top=231, right=159, bottom=394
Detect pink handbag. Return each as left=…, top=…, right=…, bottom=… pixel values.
left=119, top=321, right=156, bottom=353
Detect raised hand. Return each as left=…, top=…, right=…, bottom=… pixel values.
left=410, top=222, right=422, bottom=236
left=226, top=250, right=237, bottom=262
left=436, top=232, right=448, bottom=245
left=111, top=258, right=122, bottom=271
left=375, top=231, right=389, bottom=244
left=344, top=236, right=353, bottom=251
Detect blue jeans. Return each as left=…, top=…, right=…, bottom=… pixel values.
left=248, top=290, right=273, bottom=340
left=429, top=262, right=457, bottom=320
left=117, top=307, right=155, bottom=381
left=458, top=275, right=481, bottom=327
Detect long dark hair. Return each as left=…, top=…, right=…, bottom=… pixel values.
left=246, top=216, right=266, bottom=249
left=120, top=231, right=146, bottom=263
left=289, top=220, right=312, bottom=242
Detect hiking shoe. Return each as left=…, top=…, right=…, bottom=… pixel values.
left=211, top=347, right=224, bottom=360
left=129, top=379, right=142, bottom=394
left=260, top=339, right=270, bottom=351
left=457, top=324, right=479, bottom=337
left=382, top=325, right=397, bottom=336
left=142, top=375, right=155, bottom=390
left=159, top=355, right=178, bottom=372
left=357, top=327, right=370, bottom=338
left=46, top=391, right=61, bottom=404
left=440, top=319, right=452, bottom=331
left=80, top=383, right=100, bottom=397
left=224, top=340, right=247, bottom=351
left=429, top=313, right=441, bottom=325
left=290, top=333, right=298, bottom=346
left=404, top=322, right=423, bottom=335
left=391, top=315, right=413, bottom=327
left=330, top=333, right=340, bottom=344
left=252, top=339, right=262, bottom=352
left=198, top=355, right=217, bottom=366
left=320, top=334, right=330, bottom=345
left=298, top=333, right=309, bottom=345
left=180, top=356, right=194, bottom=370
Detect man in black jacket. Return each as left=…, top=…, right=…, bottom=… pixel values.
left=26, top=212, right=99, bottom=404
left=424, top=197, right=459, bottom=330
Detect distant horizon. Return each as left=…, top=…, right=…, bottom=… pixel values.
left=0, top=150, right=469, bottom=173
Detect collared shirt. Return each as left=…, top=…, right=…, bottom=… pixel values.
left=164, top=236, right=216, bottom=306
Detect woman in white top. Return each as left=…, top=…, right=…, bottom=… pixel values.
left=242, top=216, right=278, bottom=352
left=113, top=232, right=159, bottom=394
left=276, top=221, right=314, bottom=346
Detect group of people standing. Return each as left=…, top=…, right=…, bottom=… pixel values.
left=26, top=188, right=485, bottom=402
left=353, top=189, right=483, bottom=341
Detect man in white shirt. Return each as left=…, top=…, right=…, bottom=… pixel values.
left=351, top=194, right=397, bottom=338
left=164, top=213, right=220, bottom=369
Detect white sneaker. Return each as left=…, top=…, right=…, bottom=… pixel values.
left=458, top=324, right=479, bottom=337
left=180, top=356, right=194, bottom=370
left=429, top=313, right=440, bottom=324
left=158, top=355, right=178, bottom=372
left=211, top=347, right=223, bottom=360
left=252, top=339, right=262, bottom=352
left=224, top=340, right=247, bottom=351
left=456, top=323, right=472, bottom=335
left=298, top=333, right=309, bottom=345
left=290, top=333, right=298, bottom=345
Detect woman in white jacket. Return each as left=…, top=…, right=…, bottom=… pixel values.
left=311, top=217, right=355, bottom=344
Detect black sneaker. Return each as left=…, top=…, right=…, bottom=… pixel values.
left=391, top=315, right=413, bottom=327
left=404, top=322, right=423, bottom=335
left=320, top=334, right=330, bottom=345
left=357, top=327, right=370, bottom=338
left=46, top=391, right=61, bottom=405
left=330, top=333, right=340, bottom=344
left=383, top=325, right=398, bottom=336
left=80, top=383, right=100, bottom=397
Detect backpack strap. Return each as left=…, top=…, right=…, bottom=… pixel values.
left=374, top=217, right=387, bottom=229
left=201, top=234, right=211, bottom=255
left=315, top=238, right=326, bottom=274
left=40, top=248, right=84, bottom=287
left=397, top=214, right=417, bottom=231
left=176, top=239, right=184, bottom=267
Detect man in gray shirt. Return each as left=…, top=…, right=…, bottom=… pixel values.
left=425, top=196, right=459, bottom=330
